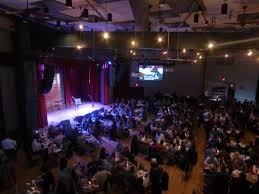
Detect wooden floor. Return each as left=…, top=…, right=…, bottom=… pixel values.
left=10, top=127, right=257, bottom=194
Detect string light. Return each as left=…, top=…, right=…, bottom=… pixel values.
left=133, top=52, right=136, bottom=55
left=130, top=50, right=133, bottom=53
left=162, top=51, right=168, bottom=55
left=194, top=59, right=197, bottom=63
left=247, top=50, right=253, bottom=56
left=224, top=53, right=229, bottom=58
left=182, top=48, right=186, bottom=53
left=103, top=32, right=109, bottom=39
left=131, top=40, right=136, bottom=46
left=208, top=42, right=214, bottom=49
left=197, top=52, right=200, bottom=56
left=199, top=55, right=203, bottom=59
left=157, top=36, right=163, bottom=43
left=76, top=45, right=82, bottom=50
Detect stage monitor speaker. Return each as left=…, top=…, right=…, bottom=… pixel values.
left=40, top=64, right=55, bottom=94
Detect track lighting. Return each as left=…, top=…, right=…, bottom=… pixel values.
left=66, top=0, right=72, bottom=8
left=81, top=8, right=89, bottom=20
left=107, top=13, right=112, bottom=23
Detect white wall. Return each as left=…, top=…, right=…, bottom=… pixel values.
left=205, top=51, right=259, bottom=101
left=130, top=61, right=203, bottom=97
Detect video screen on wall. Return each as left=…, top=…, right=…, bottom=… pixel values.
left=139, top=65, right=164, bottom=81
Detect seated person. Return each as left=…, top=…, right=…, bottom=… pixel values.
left=99, top=147, right=109, bottom=160
left=204, top=154, right=220, bottom=173
left=155, top=131, right=165, bottom=144
left=32, top=137, right=42, bottom=153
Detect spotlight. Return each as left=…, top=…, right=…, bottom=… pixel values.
left=81, top=8, right=89, bottom=20
left=103, top=32, right=109, bottom=39
left=77, top=45, right=82, bottom=50
left=157, top=36, right=163, bottom=43
left=225, top=53, right=229, bottom=58
left=107, top=13, right=112, bottom=23
left=194, top=13, right=199, bottom=23
left=182, top=48, right=186, bottom=53
left=66, top=0, right=72, bottom=8
left=208, top=42, right=214, bottom=49
left=79, top=24, right=83, bottom=31
left=131, top=40, right=136, bottom=46
left=247, top=50, right=253, bottom=56
left=221, top=2, right=228, bottom=15
left=199, top=55, right=203, bottom=59
left=162, top=51, right=168, bottom=55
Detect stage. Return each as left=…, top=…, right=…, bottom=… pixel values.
left=47, top=102, right=109, bottom=125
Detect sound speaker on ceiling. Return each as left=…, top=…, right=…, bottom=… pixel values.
left=40, top=64, right=55, bottom=95
left=194, top=13, right=199, bottom=23
left=221, top=3, right=228, bottom=15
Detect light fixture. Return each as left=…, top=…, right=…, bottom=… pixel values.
left=81, top=8, right=89, bottom=20
left=208, top=42, right=214, bottom=49
left=56, top=20, right=61, bottom=29
left=182, top=48, right=186, bottom=53
left=194, top=60, right=197, bottom=63
left=221, top=1, right=228, bottom=15
left=77, top=45, right=82, bottom=50
left=66, top=0, right=72, bottom=8
left=157, top=36, right=163, bottom=43
left=247, top=50, right=253, bottom=56
left=103, top=32, right=109, bottom=39
left=162, top=51, right=168, bottom=55
left=130, top=50, right=133, bottom=53
left=224, top=53, right=229, bottom=58
left=107, top=13, right=112, bottom=23
left=131, top=40, right=136, bottom=46
left=230, top=83, right=234, bottom=88
left=79, top=24, right=83, bottom=31
left=194, top=13, right=199, bottom=23
left=133, top=52, right=136, bottom=56
left=197, top=52, right=200, bottom=56
left=108, top=61, right=112, bottom=65
left=199, top=55, right=203, bottom=59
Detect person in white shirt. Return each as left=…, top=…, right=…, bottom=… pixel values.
left=1, top=137, right=16, bottom=150
left=32, top=138, right=42, bottom=153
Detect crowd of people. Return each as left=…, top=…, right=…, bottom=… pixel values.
left=1, top=94, right=259, bottom=194
left=200, top=99, right=259, bottom=194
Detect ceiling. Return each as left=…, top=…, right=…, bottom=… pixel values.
left=1, top=0, right=259, bottom=32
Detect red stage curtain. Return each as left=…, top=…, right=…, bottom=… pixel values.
left=51, top=59, right=101, bottom=104
left=38, top=94, right=48, bottom=127
left=104, top=67, right=109, bottom=105
left=38, top=63, right=48, bottom=127
left=63, top=65, right=73, bottom=106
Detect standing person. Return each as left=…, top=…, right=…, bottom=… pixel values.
left=55, top=158, right=76, bottom=194
left=150, top=159, right=163, bottom=194
left=130, top=135, right=138, bottom=156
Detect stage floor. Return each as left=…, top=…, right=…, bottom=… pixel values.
left=47, top=102, right=109, bottom=125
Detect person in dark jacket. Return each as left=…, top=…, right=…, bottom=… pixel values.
left=150, top=160, right=163, bottom=194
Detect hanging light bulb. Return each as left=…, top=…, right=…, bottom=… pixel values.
left=247, top=50, right=253, bottom=56
left=182, top=48, right=186, bottom=53
left=103, top=32, right=109, bottom=39
left=199, top=55, right=203, bottom=59
left=208, top=42, right=214, bottom=49
left=194, top=59, right=197, bottom=63
left=224, top=53, right=229, bottom=58
left=157, top=36, right=163, bottom=43
left=162, top=51, right=168, bottom=55
left=131, top=40, right=136, bottom=46
left=197, top=52, right=200, bottom=56
left=77, top=45, right=82, bottom=50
